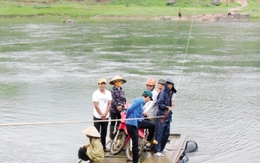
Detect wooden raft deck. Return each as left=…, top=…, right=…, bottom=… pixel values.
left=103, top=133, right=188, bottom=163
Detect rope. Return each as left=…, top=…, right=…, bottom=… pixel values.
left=174, top=0, right=197, bottom=99
left=0, top=115, right=164, bottom=127
left=161, top=0, right=197, bottom=123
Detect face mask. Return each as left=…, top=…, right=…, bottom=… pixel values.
left=114, top=81, right=122, bottom=87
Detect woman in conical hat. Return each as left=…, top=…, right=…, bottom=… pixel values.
left=109, top=75, right=127, bottom=140
left=78, top=126, right=104, bottom=162
left=109, top=75, right=126, bottom=85
left=82, top=126, right=101, bottom=137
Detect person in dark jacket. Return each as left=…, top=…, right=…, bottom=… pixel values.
left=154, top=78, right=177, bottom=157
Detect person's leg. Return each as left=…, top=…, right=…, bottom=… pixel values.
left=110, top=111, right=116, bottom=127
left=93, top=116, right=101, bottom=133
left=161, top=122, right=170, bottom=151
left=110, top=112, right=116, bottom=139
left=155, top=118, right=165, bottom=153
left=138, top=120, right=155, bottom=142
left=101, top=119, right=109, bottom=150
left=78, top=147, right=89, bottom=161
left=94, top=116, right=108, bottom=149
left=126, top=124, right=139, bottom=163
left=151, top=117, right=157, bottom=140
left=116, top=111, right=121, bottom=128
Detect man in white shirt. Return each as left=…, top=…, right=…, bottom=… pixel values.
left=92, top=78, right=112, bottom=152
left=143, top=78, right=156, bottom=117
left=143, top=79, right=165, bottom=119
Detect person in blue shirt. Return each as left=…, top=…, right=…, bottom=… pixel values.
left=154, top=78, right=177, bottom=157
left=126, top=90, right=156, bottom=163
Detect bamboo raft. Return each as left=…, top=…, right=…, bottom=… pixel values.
left=81, top=133, right=188, bottom=163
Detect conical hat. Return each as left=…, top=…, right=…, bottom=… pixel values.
left=109, top=75, right=126, bottom=85
left=82, top=126, right=100, bottom=138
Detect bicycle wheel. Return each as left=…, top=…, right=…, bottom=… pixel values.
left=110, top=131, right=126, bottom=155
left=125, top=137, right=145, bottom=161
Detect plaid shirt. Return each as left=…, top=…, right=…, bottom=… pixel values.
left=110, top=86, right=126, bottom=113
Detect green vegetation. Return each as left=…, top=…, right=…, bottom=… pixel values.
left=0, top=0, right=259, bottom=21
left=242, top=0, right=260, bottom=20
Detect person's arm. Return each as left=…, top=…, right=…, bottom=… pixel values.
left=104, top=100, right=111, bottom=118
left=93, top=101, right=103, bottom=116
left=111, top=89, right=117, bottom=109
left=143, top=102, right=153, bottom=116
left=143, top=91, right=158, bottom=115
left=157, top=92, right=168, bottom=111
left=102, top=91, right=112, bottom=119
left=171, top=99, right=175, bottom=107
left=83, top=144, right=89, bottom=148
left=126, top=98, right=140, bottom=117
left=92, top=91, right=104, bottom=117
left=111, top=89, right=123, bottom=111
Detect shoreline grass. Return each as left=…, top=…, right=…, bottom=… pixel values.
left=0, top=0, right=259, bottom=22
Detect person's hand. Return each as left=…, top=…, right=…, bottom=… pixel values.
left=117, top=105, right=122, bottom=111
left=83, top=145, right=89, bottom=148
left=167, top=106, right=172, bottom=111
left=143, top=112, right=147, bottom=117
left=101, top=114, right=106, bottom=120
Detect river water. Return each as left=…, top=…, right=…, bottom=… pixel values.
left=0, top=20, right=259, bottom=163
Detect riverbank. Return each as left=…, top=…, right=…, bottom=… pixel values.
left=0, top=0, right=259, bottom=22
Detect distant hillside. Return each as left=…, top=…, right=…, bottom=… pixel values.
left=0, top=0, right=259, bottom=21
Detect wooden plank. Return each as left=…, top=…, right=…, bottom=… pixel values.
left=141, top=149, right=178, bottom=163
left=171, top=135, right=188, bottom=163
left=141, top=134, right=187, bottom=163
left=80, top=134, right=187, bottom=163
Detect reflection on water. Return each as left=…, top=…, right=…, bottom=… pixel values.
left=0, top=21, right=260, bottom=163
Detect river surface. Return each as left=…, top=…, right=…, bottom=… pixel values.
left=0, top=20, right=259, bottom=163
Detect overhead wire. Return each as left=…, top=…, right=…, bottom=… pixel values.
left=174, top=0, right=197, bottom=99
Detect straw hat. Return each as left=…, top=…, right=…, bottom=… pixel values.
left=98, top=78, right=107, bottom=84
left=82, top=126, right=100, bottom=138
left=109, top=75, right=126, bottom=85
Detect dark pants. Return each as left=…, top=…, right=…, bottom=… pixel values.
left=93, top=116, right=108, bottom=150
left=155, top=118, right=170, bottom=152
left=138, top=120, right=155, bottom=142
left=110, top=111, right=121, bottom=127
left=126, top=124, right=139, bottom=163
left=78, top=147, right=90, bottom=161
